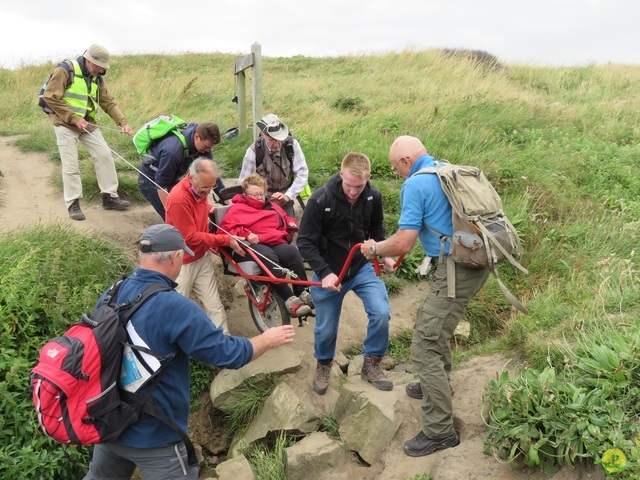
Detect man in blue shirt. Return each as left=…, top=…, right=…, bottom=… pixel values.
left=83, top=224, right=295, bottom=479
left=362, top=136, right=489, bottom=457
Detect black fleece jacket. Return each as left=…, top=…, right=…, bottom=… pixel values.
left=297, top=173, right=386, bottom=282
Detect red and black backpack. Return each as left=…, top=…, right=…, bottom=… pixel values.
left=30, top=277, right=197, bottom=466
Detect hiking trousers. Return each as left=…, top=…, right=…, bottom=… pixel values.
left=175, top=251, right=228, bottom=333
left=83, top=441, right=197, bottom=480
left=54, top=125, right=119, bottom=209
left=411, top=260, right=489, bottom=438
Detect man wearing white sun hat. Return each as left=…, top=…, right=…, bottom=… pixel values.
left=238, top=113, right=310, bottom=218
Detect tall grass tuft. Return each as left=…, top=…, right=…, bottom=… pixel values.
left=245, top=431, right=292, bottom=480
left=222, top=375, right=281, bottom=438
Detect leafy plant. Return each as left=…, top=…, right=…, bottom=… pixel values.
left=0, top=226, right=133, bottom=479
left=392, top=245, right=425, bottom=283
left=483, top=323, right=640, bottom=477
left=320, top=416, right=341, bottom=441
left=190, top=360, right=216, bottom=411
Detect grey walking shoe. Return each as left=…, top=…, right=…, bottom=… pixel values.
left=312, top=359, right=332, bottom=395
left=102, top=193, right=131, bottom=211
left=361, top=355, right=393, bottom=391
left=68, top=199, right=86, bottom=221
left=299, top=290, right=314, bottom=308
left=403, top=431, right=460, bottom=457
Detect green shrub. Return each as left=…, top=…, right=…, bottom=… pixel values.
left=483, top=323, right=640, bottom=478
left=0, top=226, right=133, bottom=479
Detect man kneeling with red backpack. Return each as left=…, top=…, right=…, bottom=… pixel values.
left=31, top=224, right=295, bottom=479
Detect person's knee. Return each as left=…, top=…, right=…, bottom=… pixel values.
left=369, top=305, right=391, bottom=326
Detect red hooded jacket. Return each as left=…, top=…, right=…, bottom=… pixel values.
left=220, top=193, right=297, bottom=245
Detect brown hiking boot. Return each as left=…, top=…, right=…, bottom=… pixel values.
left=102, top=193, right=130, bottom=211
left=361, top=355, right=393, bottom=391
left=68, top=199, right=86, bottom=221
left=312, top=359, right=332, bottom=395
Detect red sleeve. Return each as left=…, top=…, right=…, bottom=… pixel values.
left=167, top=199, right=231, bottom=249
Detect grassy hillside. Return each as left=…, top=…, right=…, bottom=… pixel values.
left=2, top=49, right=638, bottom=355
left=1, top=50, right=640, bottom=477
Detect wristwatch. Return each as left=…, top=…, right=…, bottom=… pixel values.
left=369, top=243, right=377, bottom=257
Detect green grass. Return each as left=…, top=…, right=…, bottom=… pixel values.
left=222, top=375, right=281, bottom=439
left=245, top=431, right=292, bottom=480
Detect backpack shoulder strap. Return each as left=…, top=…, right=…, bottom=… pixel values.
left=255, top=135, right=295, bottom=168
left=254, top=136, right=264, bottom=168
left=117, top=283, right=172, bottom=324
left=283, top=136, right=295, bottom=163
left=176, top=123, right=190, bottom=157
left=114, top=281, right=197, bottom=466
left=60, top=60, right=75, bottom=86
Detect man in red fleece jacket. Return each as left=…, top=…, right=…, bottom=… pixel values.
left=165, top=158, right=245, bottom=332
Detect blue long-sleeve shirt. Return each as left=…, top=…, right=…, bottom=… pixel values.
left=98, top=268, right=253, bottom=448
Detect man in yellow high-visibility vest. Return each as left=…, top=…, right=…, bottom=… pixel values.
left=42, top=44, right=133, bottom=221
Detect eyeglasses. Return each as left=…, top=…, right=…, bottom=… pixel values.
left=246, top=192, right=266, bottom=199
left=391, top=157, right=402, bottom=173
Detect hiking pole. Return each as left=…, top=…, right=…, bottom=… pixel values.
left=82, top=127, right=167, bottom=192
left=87, top=122, right=129, bottom=133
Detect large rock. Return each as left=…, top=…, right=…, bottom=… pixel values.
left=210, top=346, right=304, bottom=410
left=332, top=376, right=404, bottom=465
left=215, top=455, right=254, bottom=480
left=230, top=381, right=321, bottom=456
left=286, top=432, right=350, bottom=480
left=454, top=320, right=471, bottom=343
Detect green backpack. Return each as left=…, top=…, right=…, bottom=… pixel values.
left=133, top=115, right=188, bottom=156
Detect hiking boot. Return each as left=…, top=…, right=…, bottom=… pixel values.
left=361, top=355, right=393, bottom=391
left=102, top=193, right=131, bottom=211
left=68, top=199, right=86, bottom=221
left=403, top=431, right=460, bottom=457
left=405, top=381, right=422, bottom=399
left=299, top=290, right=314, bottom=309
left=312, top=359, right=332, bottom=395
left=285, top=296, right=312, bottom=317
left=405, top=381, right=454, bottom=399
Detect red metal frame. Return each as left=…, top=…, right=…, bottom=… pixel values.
left=217, top=243, right=403, bottom=316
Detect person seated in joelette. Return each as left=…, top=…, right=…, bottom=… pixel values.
left=220, top=174, right=313, bottom=317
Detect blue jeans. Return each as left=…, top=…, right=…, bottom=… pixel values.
left=310, top=262, right=390, bottom=360
left=138, top=174, right=166, bottom=220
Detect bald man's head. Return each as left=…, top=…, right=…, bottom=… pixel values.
left=389, top=136, right=427, bottom=178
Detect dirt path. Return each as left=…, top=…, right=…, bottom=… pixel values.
left=0, top=136, right=604, bottom=479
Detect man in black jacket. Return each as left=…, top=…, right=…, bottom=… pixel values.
left=297, top=152, right=396, bottom=395
left=137, top=122, right=225, bottom=219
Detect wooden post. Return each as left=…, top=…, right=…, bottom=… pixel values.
left=233, top=43, right=263, bottom=138
left=251, top=42, right=263, bottom=139
left=236, top=70, right=247, bottom=135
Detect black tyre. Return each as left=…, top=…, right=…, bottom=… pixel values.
left=247, top=282, right=291, bottom=333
